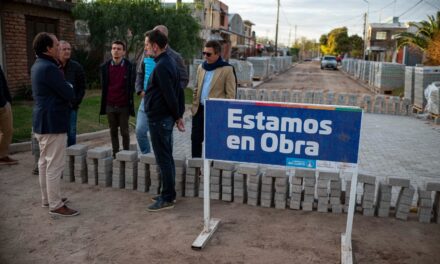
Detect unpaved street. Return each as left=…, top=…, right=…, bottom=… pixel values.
left=1, top=65, right=440, bottom=264
left=259, top=61, right=373, bottom=94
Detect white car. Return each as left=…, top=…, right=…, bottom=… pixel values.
left=320, top=55, right=337, bottom=70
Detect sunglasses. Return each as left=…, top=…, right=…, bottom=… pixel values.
left=202, top=52, right=212, bottom=57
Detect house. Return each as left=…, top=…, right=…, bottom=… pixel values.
left=366, top=17, right=408, bottom=62
left=228, top=13, right=244, bottom=58
left=0, top=0, right=76, bottom=95
left=243, top=20, right=256, bottom=57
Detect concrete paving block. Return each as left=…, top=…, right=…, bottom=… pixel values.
left=261, top=184, right=272, bottom=193
left=222, top=193, right=232, bottom=201
left=317, top=204, right=328, bottom=213
left=364, top=184, right=375, bottom=193
left=303, top=194, right=315, bottom=203
left=290, top=200, right=301, bottom=210
left=397, top=203, right=410, bottom=213
left=210, top=168, right=221, bottom=177
left=87, top=147, right=112, bottom=159
left=260, top=199, right=272, bottom=208
left=330, top=189, right=341, bottom=197
left=248, top=175, right=261, bottom=184
left=330, top=197, right=341, bottom=204
left=290, top=193, right=302, bottom=201
left=260, top=191, right=272, bottom=200
left=318, top=197, right=329, bottom=204
left=419, top=198, right=432, bottom=208
left=319, top=171, right=339, bottom=181
left=139, top=153, right=156, bottom=164
left=237, top=164, right=259, bottom=175
left=210, top=176, right=220, bottom=185
left=418, top=214, right=432, bottom=223
left=291, top=185, right=302, bottom=193
left=418, top=189, right=432, bottom=199
left=261, top=176, right=273, bottom=185
left=426, top=182, right=440, bottom=192
left=213, top=160, right=235, bottom=171
left=377, top=207, right=390, bottom=218
left=222, top=170, right=234, bottom=177
left=125, top=162, right=138, bottom=169
left=304, top=178, right=316, bottom=187
left=222, top=186, right=232, bottom=194
left=274, top=192, right=286, bottom=200
left=265, top=167, right=286, bottom=178
left=362, top=200, right=374, bottom=209
left=395, top=211, right=409, bottom=221
left=187, top=158, right=204, bottom=168
left=222, top=177, right=233, bottom=186
left=418, top=207, right=432, bottom=216
left=378, top=201, right=391, bottom=208
left=186, top=174, right=197, bottom=183
left=173, top=155, right=186, bottom=167
left=332, top=204, right=343, bottom=214
left=304, top=186, right=315, bottom=195
left=363, top=208, right=375, bottom=216
left=295, top=169, right=315, bottom=178
left=389, top=177, right=410, bottom=188
left=317, top=179, right=328, bottom=188
left=116, top=150, right=138, bottom=162
left=402, top=187, right=415, bottom=197
left=98, top=156, right=113, bottom=167
left=301, top=201, right=314, bottom=211
left=66, top=144, right=88, bottom=156
left=291, top=177, right=302, bottom=185
left=247, top=190, right=259, bottom=199
left=363, top=192, right=375, bottom=202
left=234, top=173, right=244, bottom=182
left=330, top=181, right=341, bottom=189
left=211, top=183, right=221, bottom=193
left=317, top=188, right=328, bottom=197
left=358, top=174, right=376, bottom=185
left=186, top=167, right=197, bottom=176
left=379, top=192, right=391, bottom=202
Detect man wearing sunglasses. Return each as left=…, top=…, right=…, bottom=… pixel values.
left=191, top=40, right=237, bottom=158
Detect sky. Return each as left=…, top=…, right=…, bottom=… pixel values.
left=163, top=0, right=439, bottom=46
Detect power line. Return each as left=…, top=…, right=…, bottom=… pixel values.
left=398, top=0, right=423, bottom=18
left=423, top=0, right=440, bottom=10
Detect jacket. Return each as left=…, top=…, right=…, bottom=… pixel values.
left=31, top=55, right=74, bottom=134
left=143, top=51, right=183, bottom=121
left=0, top=66, right=12, bottom=108
left=63, top=59, right=86, bottom=110
left=191, top=64, right=236, bottom=115
left=99, top=58, right=135, bottom=117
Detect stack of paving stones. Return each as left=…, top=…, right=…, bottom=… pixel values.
left=234, top=164, right=258, bottom=204
left=327, top=172, right=343, bottom=214
left=427, top=183, right=440, bottom=223
left=417, top=188, right=433, bottom=223
left=209, top=164, right=222, bottom=200
left=148, top=157, right=162, bottom=195
left=270, top=168, right=288, bottom=209
left=344, top=180, right=351, bottom=213
left=390, top=177, right=414, bottom=221
left=316, top=173, right=330, bottom=213
left=359, top=174, right=376, bottom=216
left=138, top=153, right=156, bottom=193
left=296, top=169, right=315, bottom=211
left=65, top=144, right=89, bottom=183
left=376, top=183, right=392, bottom=217
left=259, top=171, right=274, bottom=208
left=216, top=161, right=236, bottom=202
left=174, top=155, right=186, bottom=197
left=289, top=173, right=303, bottom=210
left=187, top=158, right=202, bottom=197
left=114, top=150, right=138, bottom=190
left=86, top=147, right=112, bottom=187
left=247, top=166, right=262, bottom=206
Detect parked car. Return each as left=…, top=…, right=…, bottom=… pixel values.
left=320, top=55, right=337, bottom=70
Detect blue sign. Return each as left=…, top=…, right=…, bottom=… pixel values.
left=204, top=99, right=362, bottom=167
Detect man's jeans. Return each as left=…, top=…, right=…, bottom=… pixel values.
left=148, top=116, right=176, bottom=202
left=67, top=109, right=78, bottom=147
left=135, top=101, right=151, bottom=154
left=106, top=105, right=130, bottom=157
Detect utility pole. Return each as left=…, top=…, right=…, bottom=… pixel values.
left=363, top=12, right=367, bottom=60
left=288, top=27, right=292, bottom=48
left=274, top=0, right=280, bottom=57
left=294, top=25, right=297, bottom=45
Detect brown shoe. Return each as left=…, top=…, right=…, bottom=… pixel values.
left=49, top=205, right=79, bottom=217
left=0, top=156, right=18, bottom=165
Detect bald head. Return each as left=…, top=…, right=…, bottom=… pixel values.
left=153, top=25, right=168, bottom=37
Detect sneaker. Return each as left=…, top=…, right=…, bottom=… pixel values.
left=42, top=197, right=69, bottom=208
left=0, top=156, right=18, bottom=165
left=49, top=205, right=79, bottom=217
left=151, top=196, right=176, bottom=203
left=147, top=199, right=175, bottom=212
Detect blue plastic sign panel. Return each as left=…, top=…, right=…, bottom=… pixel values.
left=204, top=99, right=362, bottom=169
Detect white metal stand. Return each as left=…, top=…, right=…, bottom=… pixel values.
left=341, top=167, right=358, bottom=264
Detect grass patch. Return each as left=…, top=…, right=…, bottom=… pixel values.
left=12, top=88, right=194, bottom=143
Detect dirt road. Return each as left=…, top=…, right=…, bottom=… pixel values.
left=258, top=61, right=373, bottom=94
left=1, top=65, right=439, bottom=264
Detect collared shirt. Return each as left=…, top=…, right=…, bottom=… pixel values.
left=200, top=71, right=214, bottom=105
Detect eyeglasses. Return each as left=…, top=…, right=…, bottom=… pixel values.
left=202, top=52, right=212, bottom=57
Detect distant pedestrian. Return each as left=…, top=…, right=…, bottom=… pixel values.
left=143, top=29, right=185, bottom=211
left=0, top=65, right=18, bottom=166
left=191, top=40, right=237, bottom=157
left=99, top=40, right=135, bottom=157
left=31, top=32, right=79, bottom=216
left=135, top=25, right=188, bottom=154
left=58, top=40, right=86, bottom=146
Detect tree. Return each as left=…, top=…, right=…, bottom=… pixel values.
left=349, top=35, right=363, bottom=58
left=73, top=0, right=201, bottom=61
left=320, top=27, right=350, bottom=55
left=397, top=11, right=440, bottom=65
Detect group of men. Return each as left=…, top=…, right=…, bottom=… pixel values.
left=1, top=24, right=237, bottom=217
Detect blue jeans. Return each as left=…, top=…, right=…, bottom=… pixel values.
left=148, top=116, right=176, bottom=202
left=135, top=101, right=151, bottom=154
left=67, top=109, right=77, bottom=147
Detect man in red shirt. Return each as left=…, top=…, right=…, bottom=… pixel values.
left=99, top=41, right=135, bottom=157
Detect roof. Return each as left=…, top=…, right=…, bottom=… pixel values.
left=6, top=0, right=74, bottom=12
left=369, top=23, right=408, bottom=30
left=244, top=20, right=255, bottom=26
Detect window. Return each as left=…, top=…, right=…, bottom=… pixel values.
left=376, top=31, right=387, bottom=40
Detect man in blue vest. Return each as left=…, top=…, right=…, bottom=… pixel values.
left=135, top=25, right=188, bottom=154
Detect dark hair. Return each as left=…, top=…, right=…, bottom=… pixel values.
left=144, top=29, right=168, bottom=49
left=112, top=40, right=126, bottom=51
left=33, top=32, right=55, bottom=55
left=205, top=40, right=222, bottom=55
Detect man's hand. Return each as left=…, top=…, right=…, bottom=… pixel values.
left=176, top=118, right=185, bottom=132
left=139, top=91, right=145, bottom=98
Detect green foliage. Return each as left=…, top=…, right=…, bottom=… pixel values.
left=397, top=11, right=440, bottom=52
left=73, top=0, right=201, bottom=61
left=320, top=27, right=362, bottom=57
left=349, top=34, right=363, bottom=58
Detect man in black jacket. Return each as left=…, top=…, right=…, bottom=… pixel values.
left=58, top=40, right=86, bottom=146
left=144, top=29, right=185, bottom=211
left=31, top=32, right=79, bottom=216
left=99, top=40, right=135, bottom=157
left=0, top=66, right=18, bottom=165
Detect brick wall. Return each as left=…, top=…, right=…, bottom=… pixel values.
left=0, top=2, right=75, bottom=95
